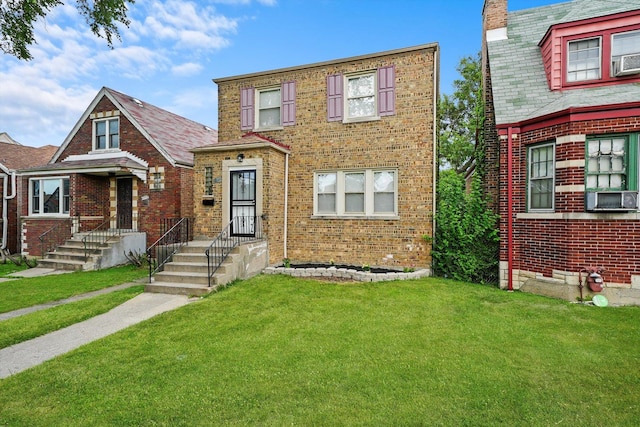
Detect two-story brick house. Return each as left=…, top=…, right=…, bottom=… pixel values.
left=482, top=0, right=640, bottom=305
left=192, top=44, right=438, bottom=270
left=19, top=87, right=217, bottom=258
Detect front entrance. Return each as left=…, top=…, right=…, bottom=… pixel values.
left=117, top=178, right=133, bottom=229
left=230, top=170, right=256, bottom=237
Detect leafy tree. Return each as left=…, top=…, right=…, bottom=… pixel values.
left=1, top=0, right=134, bottom=61
left=431, top=170, right=499, bottom=284
left=438, top=53, right=483, bottom=173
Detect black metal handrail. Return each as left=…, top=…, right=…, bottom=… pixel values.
left=38, top=218, right=74, bottom=258
left=147, top=217, right=192, bottom=282
left=81, top=215, right=128, bottom=261
left=205, top=216, right=263, bottom=287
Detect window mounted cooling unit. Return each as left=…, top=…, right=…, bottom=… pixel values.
left=585, top=191, right=638, bottom=211
left=614, top=53, right=640, bottom=76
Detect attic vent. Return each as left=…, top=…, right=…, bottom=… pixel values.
left=132, top=98, right=143, bottom=107
left=614, top=53, right=640, bottom=76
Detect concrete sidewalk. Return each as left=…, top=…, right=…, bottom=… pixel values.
left=0, top=292, right=193, bottom=379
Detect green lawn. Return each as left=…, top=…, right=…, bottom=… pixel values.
left=1, top=274, right=639, bottom=426
left=0, top=265, right=147, bottom=313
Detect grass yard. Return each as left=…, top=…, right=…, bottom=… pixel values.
left=0, top=265, right=147, bottom=313
left=0, top=261, right=28, bottom=277
left=1, top=274, right=639, bottom=425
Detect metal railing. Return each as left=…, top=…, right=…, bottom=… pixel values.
left=39, top=218, right=74, bottom=258
left=205, top=216, right=263, bottom=287
left=146, top=217, right=192, bottom=282
left=82, top=214, right=136, bottom=261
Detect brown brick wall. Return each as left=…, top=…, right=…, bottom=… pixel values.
left=207, top=46, right=437, bottom=269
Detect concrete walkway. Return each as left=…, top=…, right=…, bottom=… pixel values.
left=0, top=292, right=193, bottom=379
left=0, top=268, right=195, bottom=379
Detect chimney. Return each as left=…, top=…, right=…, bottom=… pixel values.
left=483, top=0, right=507, bottom=34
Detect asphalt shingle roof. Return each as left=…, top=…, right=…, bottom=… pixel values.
left=487, top=0, right=640, bottom=126
left=0, top=141, right=58, bottom=171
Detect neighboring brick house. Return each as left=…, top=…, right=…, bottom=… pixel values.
left=482, top=0, right=640, bottom=305
left=0, top=136, right=57, bottom=254
left=192, top=44, right=438, bottom=270
left=19, top=87, right=217, bottom=257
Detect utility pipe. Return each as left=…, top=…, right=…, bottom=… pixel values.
left=283, top=152, right=289, bottom=260
left=1, top=170, right=17, bottom=251
left=507, top=127, right=514, bottom=291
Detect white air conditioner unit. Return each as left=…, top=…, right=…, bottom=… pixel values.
left=614, top=53, right=640, bottom=76
left=585, top=191, right=638, bottom=211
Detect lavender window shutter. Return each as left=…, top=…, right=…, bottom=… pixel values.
left=282, top=81, right=296, bottom=126
left=240, top=87, right=254, bottom=130
left=378, top=66, right=395, bottom=116
left=327, top=74, right=343, bottom=122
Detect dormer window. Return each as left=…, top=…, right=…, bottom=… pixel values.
left=94, top=118, right=119, bottom=150
left=567, top=37, right=601, bottom=82
left=612, top=30, right=640, bottom=76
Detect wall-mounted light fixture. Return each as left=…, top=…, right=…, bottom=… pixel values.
left=237, top=153, right=245, bottom=163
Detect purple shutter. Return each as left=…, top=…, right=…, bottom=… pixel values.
left=240, top=87, right=254, bottom=130
left=282, top=81, right=296, bottom=126
left=378, top=65, right=395, bottom=116
left=327, top=74, right=343, bottom=122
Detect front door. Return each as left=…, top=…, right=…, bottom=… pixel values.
left=230, top=170, right=256, bottom=236
left=117, top=178, right=133, bottom=229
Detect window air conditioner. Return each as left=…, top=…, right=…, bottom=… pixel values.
left=585, top=191, right=638, bottom=211
left=614, top=53, right=640, bottom=76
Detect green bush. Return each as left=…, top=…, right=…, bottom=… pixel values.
left=431, top=170, right=499, bottom=284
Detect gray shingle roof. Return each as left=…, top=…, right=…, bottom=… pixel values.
left=487, top=0, right=640, bottom=126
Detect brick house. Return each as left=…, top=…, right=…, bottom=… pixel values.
left=0, top=135, right=57, bottom=255
left=482, top=0, right=640, bottom=305
left=192, top=44, right=438, bottom=270
left=19, top=87, right=217, bottom=257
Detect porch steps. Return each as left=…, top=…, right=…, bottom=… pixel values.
left=37, top=235, right=119, bottom=271
left=145, top=239, right=240, bottom=297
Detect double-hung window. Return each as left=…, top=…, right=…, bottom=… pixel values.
left=528, top=143, right=555, bottom=211
left=30, top=177, right=70, bottom=215
left=567, top=37, right=601, bottom=82
left=94, top=118, right=119, bottom=150
left=314, top=169, right=397, bottom=217
left=240, top=82, right=296, bottom=130
left=612, top=30, right=640, bottom=76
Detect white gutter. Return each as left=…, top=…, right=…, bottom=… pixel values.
left=283, top=153, right=289, bottom=259
left=1, top=170, right=17, bottom=250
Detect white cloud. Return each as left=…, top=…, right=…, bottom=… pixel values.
left=172, top=62, right=204, bottom=77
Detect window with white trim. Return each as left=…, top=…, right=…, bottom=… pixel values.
left=527, top=143, right=555, bottom=211
left=94, top=117, right=119, bottom=150
left=346, top=72, right=376, bottom=120
left=314, top=169, right=397, bottom=217
left=567, top=37, right=601, bottom=82
left=30, top=177, right=70, bottom=215
left=257, top=87, right=281, bottom=128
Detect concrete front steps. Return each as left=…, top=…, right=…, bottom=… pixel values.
left=145, top=238, right=268, bottom=297
left=37, top=232, right=146, bottom=271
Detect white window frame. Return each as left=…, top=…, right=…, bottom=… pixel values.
left=527, top=143, right=555, bottom=212
left=344, top=71, right=379, bottom=122
left=29, top=177, right=70, bottom=216
left=567, top=37, right=602, bottom=83
left=255, top=86, right=282, bottom=130
left=93, top=117, right=120, bottom=151
left=313, top=169, right=398, bottom=217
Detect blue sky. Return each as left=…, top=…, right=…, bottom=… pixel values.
left=0, top=0, right=558, bottom=147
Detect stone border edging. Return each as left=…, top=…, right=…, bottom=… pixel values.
left=264, top=266, right=430, bottom=282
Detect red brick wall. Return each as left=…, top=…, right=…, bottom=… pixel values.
left=501, top=114, right=640, bottom=285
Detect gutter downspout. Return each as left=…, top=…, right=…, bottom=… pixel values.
left=507, top=127, right=514, bottom=291
left=283, top=153, right=289, bottom=260
left=1, top=171, right=17, bottom=251
left=432, top=46, right=439, bottom=264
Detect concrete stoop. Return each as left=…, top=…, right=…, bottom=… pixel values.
left=145, top=239, right=268, bottom=297
left=37, top=233, right=146, bottom=272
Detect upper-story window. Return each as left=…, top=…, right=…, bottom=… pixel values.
left=94, top=118, right=119, bottom=150
left=612, top=30, right=640, bottom=76
left=327, top=66, right=395, bottom=123
left=567, top=37, right=601, bottom=82
left=240, top=82, right=296, bottom=130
